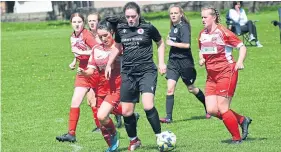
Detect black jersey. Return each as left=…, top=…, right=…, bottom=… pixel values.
left=168, top=22, right=194, bottom=66
left=115, top=22, right=162, bottom=73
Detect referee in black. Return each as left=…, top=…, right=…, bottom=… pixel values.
left=104, top=2, right=166, bottom=151
left=160, top=5, right=209, bottom=124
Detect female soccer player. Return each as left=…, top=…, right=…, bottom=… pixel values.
left=78, top=19, right=123, bottom=152
left=105, top=2, right=166, bottom=151
left=160, top=4, right=209, bottom=124
left=87, top=12, right=123, bottom=131
left=199, top=6, right=252, bottom=143
left=56, top=13, right=98, bottom=143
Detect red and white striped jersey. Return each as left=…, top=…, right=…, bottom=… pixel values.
left=198, top=25, right=243, bottom=71
left=70, top=28, right=97, bottom=69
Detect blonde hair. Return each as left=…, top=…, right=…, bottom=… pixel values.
left=201, top=6, right=221, bottom=24
left=168, top=4, right=191, bottom=31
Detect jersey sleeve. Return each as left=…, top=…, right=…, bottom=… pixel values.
left=149, top=24, right=162, bottom=42
left=114, top=29, right=121, bottom=43
left=87, top=47, right=97, bottom=69
left=180, top=24, right=191, bottom=44
left=223, top=28, right=244, bottom=48
left=85, top=31, right=98, bottom=48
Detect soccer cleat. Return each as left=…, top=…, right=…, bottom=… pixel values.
left=159, top=117, right=173, bottom=123
left=205, top=113, right=212, bottom=119
left=92, top=127, right=101, bottom=133
left=56, top=133, right=76, bottom=142
left=128, top=137, right=141, bottom=151
left=241, top=117, right=252, bottom=140
left=115, top=115, right=122, bottom=128
left=109, top=131, right=120, bottom=151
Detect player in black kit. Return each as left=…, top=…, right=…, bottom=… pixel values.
left=104, top=2, right=166, bottom=151
left=160, top=4, right=211, bottom=124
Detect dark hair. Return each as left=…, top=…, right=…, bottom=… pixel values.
left=123, top=2, right=140, bottom=15
left=201, top=6, right=221, bottom=24
left=70, top=13, right=85, bottom=22
left=97, top=19, right=115, bottom=33
left=232, top=1, right=243, bottom=9
left=123, top=2, right=146, bottom=23
left=104, top=15, right=146, bottom=32
left=168, top=4, right=191, bottom=31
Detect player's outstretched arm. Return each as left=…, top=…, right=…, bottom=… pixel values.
left=105, top=43, right=121, bottom=79
left=235, top=45, right=247, bottom=70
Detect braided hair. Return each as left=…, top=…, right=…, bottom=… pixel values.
left=202, top=6, right=221, bottom=24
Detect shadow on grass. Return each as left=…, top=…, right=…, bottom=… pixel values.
left=172, top=115, right=207, bottom=123
left=221, top=137, right=268, bottom=144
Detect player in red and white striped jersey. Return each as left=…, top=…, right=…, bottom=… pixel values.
left=56, top=13, right=99, bottom=143
left=198, top=6, right=252, bottom=144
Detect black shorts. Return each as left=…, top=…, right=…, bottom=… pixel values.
left=166, top=58, right=196, bottom=86
left=120, top=70, right=157, bottom=103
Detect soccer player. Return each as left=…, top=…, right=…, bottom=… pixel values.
left=87, top=12, right=123, bottom=131
left=199, top=6, right=252, bottom=143
left=105, top=2, right=166, bottom=151
left=87, top=12, right=102, bottom=44
left=78, top=19, right=123, bottom=152
left=160, top=4, right=210, bottom=124
left=56, top=13, right=98, bottom=143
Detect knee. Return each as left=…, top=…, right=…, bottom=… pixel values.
left=166, top=87, right=175, bottom=95
left=97, top=112, right=107, bottom=122
left=206, top=108, right=218, bottom=116
left=122, top=108, right=134, bottom=117
left=71, top=101, right=80, bottom=108
left=187, top=85, right=196, bottom=94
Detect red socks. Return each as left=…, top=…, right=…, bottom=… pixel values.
left=100, top=126, right=111, bottom=146
left=68, top=108, right=80, bottom=135
left=102, top=118, right=116, bottom=135
left=231, top=109, right=245, bottom=125
left=92, top=107, right=101, bottom=128
left=222, top=110, right=241, bottom=141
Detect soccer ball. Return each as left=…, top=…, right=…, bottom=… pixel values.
left=157, top=131, right=176, bottom=152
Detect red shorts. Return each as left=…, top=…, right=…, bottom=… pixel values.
left=96, top=93, right=120, bottom=108
left=205, top=63, right=238, bottom=97
left=74, top=71, right=99, bottom=88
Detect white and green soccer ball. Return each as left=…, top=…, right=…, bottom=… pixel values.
left=157, top=131, right=176, bottom=152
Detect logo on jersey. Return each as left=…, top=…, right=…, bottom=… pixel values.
left=174, top=28, right=178, bottom=33
left=123, top=29, right=126, bottom=33
left=137, top=28, right=144, bottom=34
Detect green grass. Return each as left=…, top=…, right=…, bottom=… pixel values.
left=2, top=10, right=281, bottom=152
